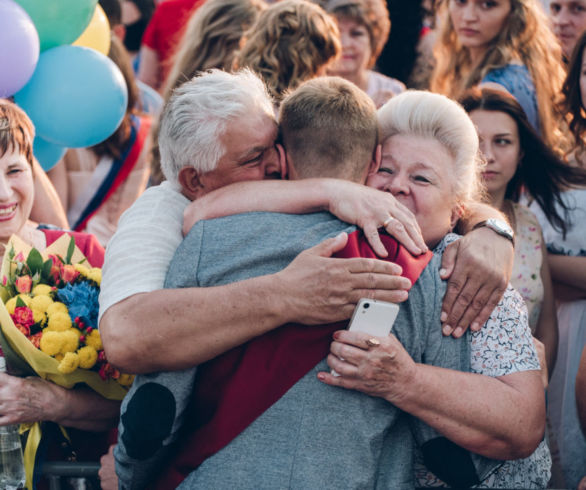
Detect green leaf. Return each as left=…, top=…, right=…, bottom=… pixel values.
left=26, top=248, right=44, bottom=275
left=15, top=296, right=26, bottom=307
left=7, top=246, right=14, bottom=260
left=41, top=259, right=53, bottom=281
left=65, top=237, right=75, bottom=265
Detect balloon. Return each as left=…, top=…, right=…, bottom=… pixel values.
left=15, top=45, right=128, bottom=148
left=14, top=0, right=98, bottom=52
left=73, top=4, right=111, bottom=56
left=0, top=0, right=39, bottom=97
left=33, top=136, right=67, bottom=172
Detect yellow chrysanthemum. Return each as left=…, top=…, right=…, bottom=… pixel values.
left=58, top=352, right=79, bottom=374
left=4, top=297, right=17, bottom=315
left=88, top=270, right=101, bottom=285
left=73, top=264, right=90, bottom=277
left=77, top=346, right=98, bottom=369
left=117, top=374, right=134, bottom=387
left=46, top=302, right=68, bottom=317
left=40, top=331, right=63, bottom=356
left=54, top=353, right=64, bottom=362
left=31, top=295, right=53, bottom=313
left=46, top=312, right=72, bottom=332
left=32, top=308, right=46, bottom=325
left=60, top=329, right=79, bottom=354
left=85, top=329, right=103, bottom=351
left=32, top=285, right=54, bottom=297
left=15, top=294, right=32, bottom=307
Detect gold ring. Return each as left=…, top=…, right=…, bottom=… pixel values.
left=366, top=338, right=381, bottom=348
left=382, top=216, right=394, bottom=228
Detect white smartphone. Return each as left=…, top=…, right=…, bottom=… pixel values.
left=347, top=298, right=399, bottom=337
left=331, top=299, right=399, bottom=376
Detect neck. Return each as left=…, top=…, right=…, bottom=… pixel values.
left=489, top=189, right=506, bottom=212
left=467, top=46, right=488, bottom=67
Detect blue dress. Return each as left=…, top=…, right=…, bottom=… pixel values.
left=482, top=64, right=539, bottom=132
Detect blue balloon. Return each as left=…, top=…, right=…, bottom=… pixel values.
left=14, top=45, right=127, bottom=148
left=33, top=136, right=66, bottom=171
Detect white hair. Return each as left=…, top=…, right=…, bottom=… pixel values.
left=159, top=68, right=275, bottom=184
left=377, top=90, right=484, bottom=205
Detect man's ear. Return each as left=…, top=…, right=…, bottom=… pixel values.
left=178, top=167, right=204, bottom=200
left=276, top=143, right=288, bottom=180
left=369, top=144, right=382, bottom=175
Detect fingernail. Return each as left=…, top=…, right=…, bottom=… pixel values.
left=471, top=322, right=480, bottom=331
left=440, top=311, right=447, bottom=322
left=439, top=268, right=447, bottom=277
left=442, top=324, right=452, bottom=336
left=454, top=327, right=463, bottom=337
left=333, top=331, right=340, bottom=340
left=317, top=373, right=326, bottom=381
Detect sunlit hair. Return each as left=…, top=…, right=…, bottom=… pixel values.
left=561, top=30, right=586, bottom=156
left=0, top=100, right=35, bottom=167
left=234, top=0, right=341, bottom=102
left=431, top=0, right=565, bottom=150
left=91, top=35, right=140, bottom=160
left=320, top=0, right=390, bottom=68
left=158, top=69, right=275, bottom=185
left=378, top=90, right=484, bottom=207
left=461, top=88, right=586, bottom=236
left=150, top=0, right=266, bottom=183
left=279, top=76, right=378, bottom=181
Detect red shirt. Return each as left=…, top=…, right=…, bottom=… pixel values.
left=141, top=0, right=204, bottom=86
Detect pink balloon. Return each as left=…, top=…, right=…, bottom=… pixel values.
left=0, top=0, right=40, bottom=97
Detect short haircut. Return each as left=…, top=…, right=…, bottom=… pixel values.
left=235, top=0, right=341, bottom=103
left=322, top=0, right=390, bottom=68
left=158, top=69, right=275, bottom=185
left=378, top=90, right=483, bottom=206
left=0, top=100, right=35, bottom=167
left=279, top=76, right=378, bottom=182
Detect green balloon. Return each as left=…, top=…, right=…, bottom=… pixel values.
left=15, top=0, right=98, bottom=51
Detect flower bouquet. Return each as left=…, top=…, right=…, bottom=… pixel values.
left=0, top=233, right=132, bottom=397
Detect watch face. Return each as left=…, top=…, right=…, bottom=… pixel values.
left=486, top=219, right=514, bottom=238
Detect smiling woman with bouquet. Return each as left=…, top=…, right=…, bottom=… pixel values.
left=0, top=99, right=122, bottom=487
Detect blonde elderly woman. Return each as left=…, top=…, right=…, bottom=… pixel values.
left=181, top=89, right=550, bottom=487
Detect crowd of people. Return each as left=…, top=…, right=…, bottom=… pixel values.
left=1, top=0, right=586, bottom=488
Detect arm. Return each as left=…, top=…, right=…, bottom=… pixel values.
left=440, top=202, right=514, bottom=337
left=183, top=179, right=427, bottom=256
left=548, top=254, right=586, bottom=300
left=0, top=374, right=119, bottom=431
left=137, top=45, right=161, bottom=92
left=534, top=240, right=558, bottom=376
left=30, top=158, right=69, bottom=229
left=319, top=330, right=544, bottom=460
left=101, top=232, right=411, bottom=373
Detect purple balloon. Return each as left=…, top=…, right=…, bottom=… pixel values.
left=0, top=0, right=39, bottom=97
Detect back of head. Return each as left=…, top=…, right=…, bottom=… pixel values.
left=159, top=69, right=275, bottom=185
left=0, top=100, right=35, bottom=166
left=322, top=0, right=390, bottom=68
left=378, top=90, right=483, bottom=206
left=99, top=0, right=122, bottom=27
left=279, top=76, right=378, bottom=182
left=235, top=0, right=341, bottom=102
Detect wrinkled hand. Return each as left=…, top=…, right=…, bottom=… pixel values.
left=0, top=373, right=61, bottom=425
left=317, top=329, right=416, bottom=404
left=278, top=232, right=412, bottom=325
left=327, top=182, right=426, bottom=256
left=99, top=444, right=118, bottom=490
left=440, top=228, right=513, bottom=337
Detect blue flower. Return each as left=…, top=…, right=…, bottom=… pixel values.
left=57, top=281, right=99, bottom=329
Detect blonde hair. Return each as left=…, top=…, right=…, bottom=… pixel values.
left=378, top=90, right=484, bottom=206
left=150, top=0, right=266, bottom=184
left=431, top=0, right=565, bottom=150
left=322, top=0, right=390, bottom=68
left=280, top=76, right=378, bottom=181
left=0, top=99, right=35, bottom=167
left=234, top=0, right=341, bottom=102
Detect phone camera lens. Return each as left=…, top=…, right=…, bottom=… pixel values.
left=364, top=303, right=370, bottom=309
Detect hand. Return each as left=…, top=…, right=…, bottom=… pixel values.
left=99, top=444, right=118, bottom=490
left=327, top=182, right=427, bottom=256
left=440, top=228, right=513, bottom=337
left=316, top=329, right=417, bottom=404
left=0, top=373, right=63, bottom=425
left=532, top=337, right=549, bottom=390
left=278, top=232, right=412, bottom=325
left=579, top=476, right=586, bottom=490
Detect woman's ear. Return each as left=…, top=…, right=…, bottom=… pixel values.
left=178, top=167, right=204, bottom=200
left=368, top=144, right=382, bottom=176
left=450, top=202, right=464, bottom=230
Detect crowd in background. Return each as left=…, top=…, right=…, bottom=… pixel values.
left=1, top=0, right=586, bottom=488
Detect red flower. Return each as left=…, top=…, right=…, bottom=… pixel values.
left=98, top=362, right=120, bottom=380
left=12, top=306, right=34, bottom=328
left=60, top=265, right=79, bottom=284
left=28, top=332, right=42, bottom=349
left=48, top=255, right=63, bottom=283
left=15, top=275, right=32, bottom=294
left=15, top=324, right=30, bottom=336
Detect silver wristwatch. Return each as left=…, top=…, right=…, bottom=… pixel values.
left=472, top=219, right=515, bottom=245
